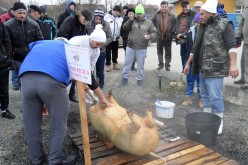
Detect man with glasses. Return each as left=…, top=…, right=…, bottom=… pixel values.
left=175, top=0, right=195, bottom=70
left=86, top=7, right=113, bottom=89
left=5, top=2, right=43, bottom=91
left=152, top=1, right=176, bottom=71
left=57, top=9, right=91, bottom=103
left=120, top=4, right=156, bottom=87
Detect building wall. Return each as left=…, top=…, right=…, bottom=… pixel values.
left=173, top=0, right=235, bottom=16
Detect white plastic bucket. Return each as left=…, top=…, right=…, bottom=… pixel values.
left=155, top=101, right=175, bottom=118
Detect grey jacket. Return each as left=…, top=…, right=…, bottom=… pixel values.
left=151, top=10, right=176, bottom=40
left=85, top=20, right=113, bottom=53
left=123, top=17, right=157, bottom=49
left=235, top=5, right=248, bottom=44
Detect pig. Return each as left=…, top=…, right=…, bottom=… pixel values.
left=89, top=90, right=159, bottom=156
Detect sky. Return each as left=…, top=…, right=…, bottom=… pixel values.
left=20, top=0, right=161, bottom=6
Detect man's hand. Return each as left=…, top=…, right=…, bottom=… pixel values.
left=100, top=98, right=112, bottom=108
left=235, top=37, right=242, bottom=48
left=183, top=64, right=190, bottom=76
left=229, top=65, right=239, bottom=79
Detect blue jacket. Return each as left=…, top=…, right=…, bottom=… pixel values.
left=19, top=40, right=70, bottom=85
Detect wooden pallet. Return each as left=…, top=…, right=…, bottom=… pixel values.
left=69, top=126, right=239, bottom=165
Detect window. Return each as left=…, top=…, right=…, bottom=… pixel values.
left=235, top=6, right=244, bottom=13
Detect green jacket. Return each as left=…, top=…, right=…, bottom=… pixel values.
left=123, top=17, right=157, bottom=49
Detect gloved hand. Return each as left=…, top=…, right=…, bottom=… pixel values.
left=235, top=37, right=242, bottom=47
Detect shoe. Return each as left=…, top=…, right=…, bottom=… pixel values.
left=69, top=95, right=78, bottom=103
left=234, top=79, right=245, bottom=85
left=57, top=155, right=77, bottom=165
left=165, top=67, right=170, bottom=71
left=215, top=113, right=224, bottom=135
left=198, top=99, right=203, bottom=108
left=157, top=66, right=163, bottom=70
left=181, top=96, right=192, bottom=106
left=137, top=80, right=144, bottom=87
left=105, top=65, right=111, bottom=72
left=12, top=85, right=20, bottom=90
left=119, top=78, right=128, bottom=86
left=113, top=63, right=120, bottom=70
left=2, top=109, right=15, bottom=119
left=240, top=85, right=248, bottom=90
left=31, top=154, right=47, bottom=165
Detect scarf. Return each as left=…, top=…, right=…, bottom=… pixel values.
left=161, top=12, right=168, bottom=39
left=192, top=24, right=205, bottom=75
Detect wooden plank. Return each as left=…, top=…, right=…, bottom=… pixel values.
left=166, top=147, right=214, bottom=165
left=91, top=148, right=120, bottom=159
left=219, top=159, right=240, bottom=165
left=78, top=141, right=104, bottom=150
left=184, top=152, right=221, bottom=165
left=77, top=81, right=91, bottom=165
left=155, top=138, right=191, bottom=153
left=74, top=137, right=98, bottom=145
left=204, top=157, right=229, bottom=165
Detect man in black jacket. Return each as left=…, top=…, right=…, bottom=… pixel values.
left=0, top=21, right=15, bottom=119
left=57, top=9, right=91, bottom=102
left=5, top=2, right=43, bottom=90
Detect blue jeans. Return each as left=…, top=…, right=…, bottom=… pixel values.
left=96, top=52, right=106, bottom=88
left=199, top=74, right=224, bottom=113
left=186, top=65, right=200, bottom=98
left=122, top=47, right=147, bottom=80
left=180, top=43, right=188, bottom=70
left=11, top=70, right=20, bottom=87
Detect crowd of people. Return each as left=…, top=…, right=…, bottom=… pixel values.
left=0, top=0, right=246, bottom=164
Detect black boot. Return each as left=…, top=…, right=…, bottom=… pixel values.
left=69, top=94, right=78, bottom=103
left=2, top=109, right=15, bottom=119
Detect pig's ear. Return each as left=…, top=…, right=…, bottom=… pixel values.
left=107, top=90, right=113, bottom=98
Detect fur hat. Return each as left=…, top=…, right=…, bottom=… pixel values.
left=13, top=2, right=26, bottom=11
left=90, top=24, right=106, bottom=43
left=94, top=7, right=104, bottom=18
left=201, top=0, right=218, bottom=14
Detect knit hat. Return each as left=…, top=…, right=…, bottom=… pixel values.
left=201, top=0, right=218, bottom=14
left=39, top=6, right=46, bottom=14
left=29, top=5, right=42, bottom=14
left=90, top=24, right=106, bottom=43
left=94, top=7, right=104, bottom=18
left=81, top=9, right=91, bottom=21
left=127, top=8, right=135, bottom=14
left=194, top=1, right=203, bottom=7
left=135, top=4, right=145, bottom=14
left=194, top=13, right=201, bottom=23
left=113, top=5, right=121, bottom=12
left=13, top=2, right=27, bottom=11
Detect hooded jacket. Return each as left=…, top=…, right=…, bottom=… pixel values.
left=57, top=0, right=76, bottom=29
left=37, top=15, right=57, bottom=40
left=104, top=10, right=123, bottom=41
left=4, top=17, right=44, bottom=62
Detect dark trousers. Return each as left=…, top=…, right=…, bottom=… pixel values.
left=69, top=82, right=76, bottom=96
left=96, top=52, right=106, bottom=88
left=106, top=40, right=119, bottom=66
left=180, top=43, right=188, bottom=70
left=0, top=67, right=9, bottom=110
left=157, top=38, right=172, bottom=68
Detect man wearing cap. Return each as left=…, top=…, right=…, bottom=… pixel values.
left=152, top=1, right=176, bottom=71
left=19, top=25, right=111, bottom=165
left=57, top=0, right=76, bottom=29
left=120, top=4, right=156, bottom=87
left=192, top=0, right=239, bottom=134
left=86, top=7, right=113, bottom=89
left=28, top=5, right=42, bottom=21
left=37, top=6, right=57, bottom=40
left=176, top=0, right=196, bottom=70
left=194, top=1, right=203, bottom=13
left=236, top=2, right=248, bottom=89
left=57, top=9, right=91, bottom=102
left=104, top=5, right=123, bottom=71
left=4, top=2, right=43, bottom=90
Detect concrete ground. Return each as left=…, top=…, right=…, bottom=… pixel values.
left=116, top=42, right=247, bottom=106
